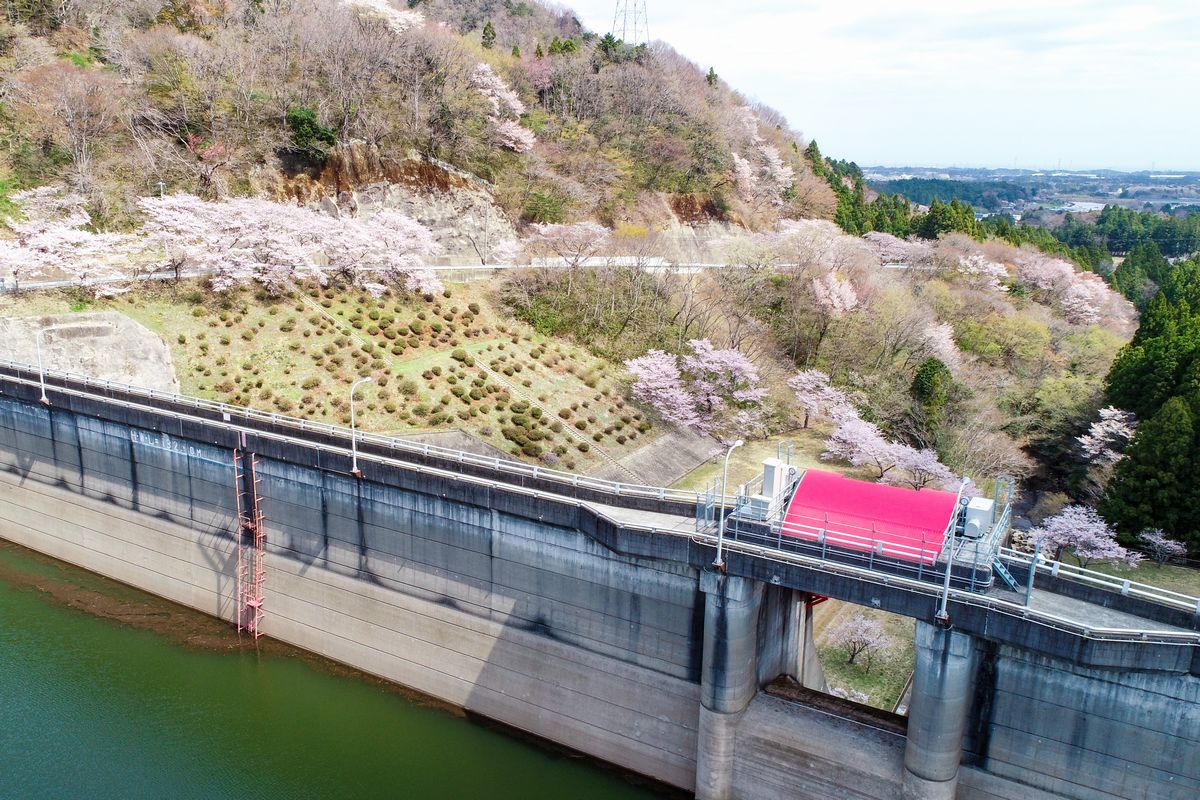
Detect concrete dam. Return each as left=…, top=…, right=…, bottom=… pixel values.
left=1, top=360, right=1198, bottom=800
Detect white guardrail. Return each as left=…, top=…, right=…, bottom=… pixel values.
left=999, top=546, right=1200, bottom=615
left=0, top=359, right=719, bottom=507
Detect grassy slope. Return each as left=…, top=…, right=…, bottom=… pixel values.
left=1, top=281, right=661, bottom=473
left=813, top=601, right=916, bottom=711
left=670, top=428, right=878, bottom=492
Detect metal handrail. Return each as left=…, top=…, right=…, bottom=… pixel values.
left=0, top=358, right=723, bottom=506
left=999, top=546, right=1200, bottom=614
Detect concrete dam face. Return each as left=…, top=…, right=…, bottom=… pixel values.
left=1, top=383, right=1198, bottom=800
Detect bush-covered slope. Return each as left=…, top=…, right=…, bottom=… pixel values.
left=0, top=0, right=834, bottom=229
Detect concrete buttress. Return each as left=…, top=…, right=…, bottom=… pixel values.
left=902, top=621, right=978, bottom=800
left=696, top=569, right=762, bottom=800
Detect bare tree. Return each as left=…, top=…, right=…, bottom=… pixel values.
left=11, top=62, right=126, bottom=190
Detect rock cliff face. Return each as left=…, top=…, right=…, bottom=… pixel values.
left=264, top=142, right=519, bottom=265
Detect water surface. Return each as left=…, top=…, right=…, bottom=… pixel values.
left=0, top=541, right=668, bottom=799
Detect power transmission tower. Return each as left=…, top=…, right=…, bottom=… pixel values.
left=612, top=0, right=649, bottom=45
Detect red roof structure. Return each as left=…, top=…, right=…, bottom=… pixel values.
left=780, top=469, right=958, bottom=564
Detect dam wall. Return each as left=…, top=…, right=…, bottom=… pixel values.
left=0, top=396, right=705, bottom=789
left=3, top=383, right=1199, bottom=800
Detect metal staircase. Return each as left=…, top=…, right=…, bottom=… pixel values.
left=993, top=559, right=1020, bottom=592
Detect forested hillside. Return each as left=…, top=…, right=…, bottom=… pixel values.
left=4, top=0, right=1187, bottom=564
left=0, top=0, right=833, bottom=229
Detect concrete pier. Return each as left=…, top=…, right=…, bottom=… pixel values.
left=696, top=570, right=762, bottom=800
left=902, top=621, right=978, bottom=800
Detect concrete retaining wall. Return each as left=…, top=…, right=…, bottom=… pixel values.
left=0, top=397, right=702, bottom=789
left=969, top=644, right=1200, bottom=800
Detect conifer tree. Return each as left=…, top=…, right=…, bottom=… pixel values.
left=482, top=20, right=496, bottom=49
left=1101, top=396, right=1198, bottom=549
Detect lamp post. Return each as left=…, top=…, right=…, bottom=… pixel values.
left=1024, top=535, right=1043, bottom=608
left=712, top=439, right=745, bottom=572
left=349, top=376, right=373, bottom=478
left=935, top=476, right=972, bottom=627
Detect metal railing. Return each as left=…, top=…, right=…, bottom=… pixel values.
left=712, top=534, right=1200, bottom=646
left=0, top=358, right=722, bottom=507
left=998, top=546, right=1200, bottom=615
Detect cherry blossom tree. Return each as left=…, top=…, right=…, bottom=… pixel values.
left=1015, top=253, right=1120, bottom=326
left=828, top=612, right=887, bottom=670
left=1031, top=505, right=1140, bottom=568
left=884, top=445, right=958, bottom=490
left=811, top=272, right=859, bottom=315
left=823, top=415, right=899, bottom=479
left=954, top=252, right=1009, bottom=292
left=1078, top=407, right=1137, bottom=466
left=682, top=338, right=768, bottom=416
left=624, top=349, right=702, bottom=429
left=323, top=208, right=443, bottom=294
left=730, top=106, right=794, bottom=209
left=822, top=402, right=961, bottom=490
left=1059, top=273, right=1110, bottom=326
left=1137, top=529, right=1187, bottom=567
left=921, top=323, right=962, bottom=373
left=863, top=231, right=933, bottom=267
left=492, top=118, right=536, bottom=153
left=470, top=62, right=535, bottom=153
left=788, top=370, right=851, bottom=427
left=137, top=195, right=440, bottom=295
left=1, top=187, right=136, bottom=289
left=625, top=339, right=766, bottom=436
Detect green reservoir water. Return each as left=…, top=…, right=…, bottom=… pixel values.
left=0, top=542, right=669, bottom=800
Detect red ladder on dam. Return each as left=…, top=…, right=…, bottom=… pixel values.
left=233, top=450, right=266, bottom=638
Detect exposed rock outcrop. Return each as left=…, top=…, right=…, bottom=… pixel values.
left=262, top=142, right=518, bottom=265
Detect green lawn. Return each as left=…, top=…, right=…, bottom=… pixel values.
left=1069, top=558, right=1200, bottom=598
left=671, top=427, right=878, bottom=494
left=815, top=603, right=915, bottom=712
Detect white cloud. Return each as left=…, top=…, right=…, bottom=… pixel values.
left=563, top=0, right=1200, bottom=169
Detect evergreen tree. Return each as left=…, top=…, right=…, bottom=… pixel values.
left=534, top=43, right=544, bottom=58
left=1101, top=396, right=1198, bottom=548
left=706, top=67, right=718, bottom=87
left=1107, top=296, right=1200, bottom=418
left=511, top=44, right=521, bottom=58
left=481, top=20, right=496, bottom=49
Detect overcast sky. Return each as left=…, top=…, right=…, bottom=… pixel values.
left=563, top=1, right=1198, bottom=171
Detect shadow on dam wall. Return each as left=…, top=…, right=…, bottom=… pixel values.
left=0, top=396, right=707, bottom=790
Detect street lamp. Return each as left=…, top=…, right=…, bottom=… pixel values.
left=712, top=439, right=745, bottom=572
left=1024, top=535, right=1043, bottom=609
left=349, top=376, right=373, bottom=478
left=936, top=476, right=973, bottom=626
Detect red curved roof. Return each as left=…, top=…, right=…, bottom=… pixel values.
left=781, top=469, right=957, bottom=564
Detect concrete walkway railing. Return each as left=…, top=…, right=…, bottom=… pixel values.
left=998, top=546, right=1200, bottom=615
